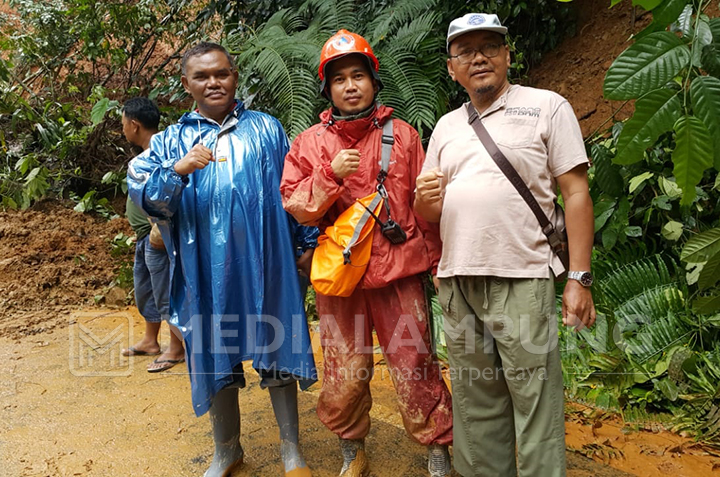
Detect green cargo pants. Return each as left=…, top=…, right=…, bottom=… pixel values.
left=439, top=275, right=566, bottom=477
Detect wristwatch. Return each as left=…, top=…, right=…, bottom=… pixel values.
left=568, top=271, right=593, bottom=287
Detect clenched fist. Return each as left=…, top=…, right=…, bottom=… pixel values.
left=331, top=149, right=361, bottom=179
left=174, top=144, right=215, bottom=176
left=415, top=168, right=444, bottom=205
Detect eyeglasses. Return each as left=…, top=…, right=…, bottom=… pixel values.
left=448, top=43, right=504, bottom=64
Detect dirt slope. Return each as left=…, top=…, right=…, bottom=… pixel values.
left=0, top=200, right=132, bottom=341
left=528, top=0, right=645, bottom=137
left=529, top=0, right=720, bottom=138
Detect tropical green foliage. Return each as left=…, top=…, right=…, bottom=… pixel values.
left=0, top=0, right=219, bottom=210
left=0, top=0, right=574, bottom=210
left=225, top=0, right=574, bottom=138
left=603, top=0, right=720, bottom=203
left=559, top=0, right=720, bottom=443
left=574, top=127, right=720, bottom=442
left=560, top=241, right=720, bottom=441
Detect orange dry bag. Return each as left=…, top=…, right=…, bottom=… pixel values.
left=310, top=192, right=384, bottom=297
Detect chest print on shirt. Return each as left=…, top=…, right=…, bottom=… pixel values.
left=504, top=107, right=541, bottom=118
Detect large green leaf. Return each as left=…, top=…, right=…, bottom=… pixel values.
left=653, top=0, right=690, bottom=25
left=672, top=116, right=714, bottom=205
left=676, top=4, right=693, bottom=37
left=681, top=227, right=720, bottom=263
left=690, top=76, right=720, bottom=170
left=90, top=97, right=118, bottom=126
left=604, top=32, right=691, bottom=100
left=693, top=293, right=720, bottom=314
left=614, top=88, right=681, bottom=165
left=635, top=0, right=689, bottom=40
left=698, top=251, right=720, bottom=290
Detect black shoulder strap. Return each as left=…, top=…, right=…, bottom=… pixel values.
left=465, top=103, right=556, bottom=238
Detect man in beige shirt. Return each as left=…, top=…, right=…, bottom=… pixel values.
left=415, top=13, right=595, bottom=477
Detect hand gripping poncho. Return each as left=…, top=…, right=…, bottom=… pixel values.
left=127, top=102, right=317, bottom=416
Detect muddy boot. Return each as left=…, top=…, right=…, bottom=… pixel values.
left=204, top=387, right=244, bottom=477
left=269, top=381, right=311, bottom=477
left=427, top=444, right=451, bottom=477
left=338, top=438, right=369, bottom=477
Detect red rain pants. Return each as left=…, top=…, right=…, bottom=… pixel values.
left=315, top=275, right=453, bottom=445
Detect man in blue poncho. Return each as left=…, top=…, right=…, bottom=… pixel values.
left=127, top=42, right=317, bottom=477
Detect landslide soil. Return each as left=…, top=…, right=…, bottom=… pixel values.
left=0, top=200, right=132, bottom=341
left=2, top=2, right=720, bottom=476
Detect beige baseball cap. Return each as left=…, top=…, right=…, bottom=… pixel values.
left=447, top=13, right=508, bottom=51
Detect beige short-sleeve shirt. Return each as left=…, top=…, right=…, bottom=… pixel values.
left=423, top=84, right=588, bottom=279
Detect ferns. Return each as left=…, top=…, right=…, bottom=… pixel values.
left=227, top=10, right=324, bottom=138
left=226, top=0, right=449, bottom=139
left=302, top=0, right=359, bottom=34
left=364, top=0, right=437, bottom=45
left=596, top=255, right=675, bottom=308
left=672, top=348, right=720, bottom=440
left=562, top=250, right=720, bottom=443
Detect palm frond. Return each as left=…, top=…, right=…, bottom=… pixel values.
left=597, top=255, right=677, bottom=310
left=225, top=0, right=460, bottom=136
left=620, top=310, right=692, bottom=363
left=597, top=255, right=688, bottom=364
left=386, top=11, right=440, bottom=51
left=378, top=48, right=439, bottom=135
left=228, top=15, right=324, bottom=138
left=302, top=0, right=358, bottom=34
left=672, top=348, right=720, bottom=441
left=249, top=48, right=320, bottom=138
left=592, top=241, right=658, bottom=279
left=364, top=0, right=438, bottom=45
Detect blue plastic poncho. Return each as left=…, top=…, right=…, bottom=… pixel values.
left=127, top=102, right=317, bottom=416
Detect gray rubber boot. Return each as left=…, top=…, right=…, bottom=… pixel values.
left=427, top=444, right=451, bottom=477
left=269, top=381, right=311, bottom=475
left=204, top=387, right=244, bottom=477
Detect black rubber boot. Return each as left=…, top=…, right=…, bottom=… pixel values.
left=204, top=387, right=244, bottom=477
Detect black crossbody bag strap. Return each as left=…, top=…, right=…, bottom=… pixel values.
left=466, top=103, right=564, bottom=252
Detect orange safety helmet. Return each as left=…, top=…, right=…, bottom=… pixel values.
left=318, top=29, right=383, bottom=98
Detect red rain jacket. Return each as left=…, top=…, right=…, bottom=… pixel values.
left=281, top=105, right=441, bottom=290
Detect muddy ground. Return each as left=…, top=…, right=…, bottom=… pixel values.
left=1, top=309, right=717, bottom=476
